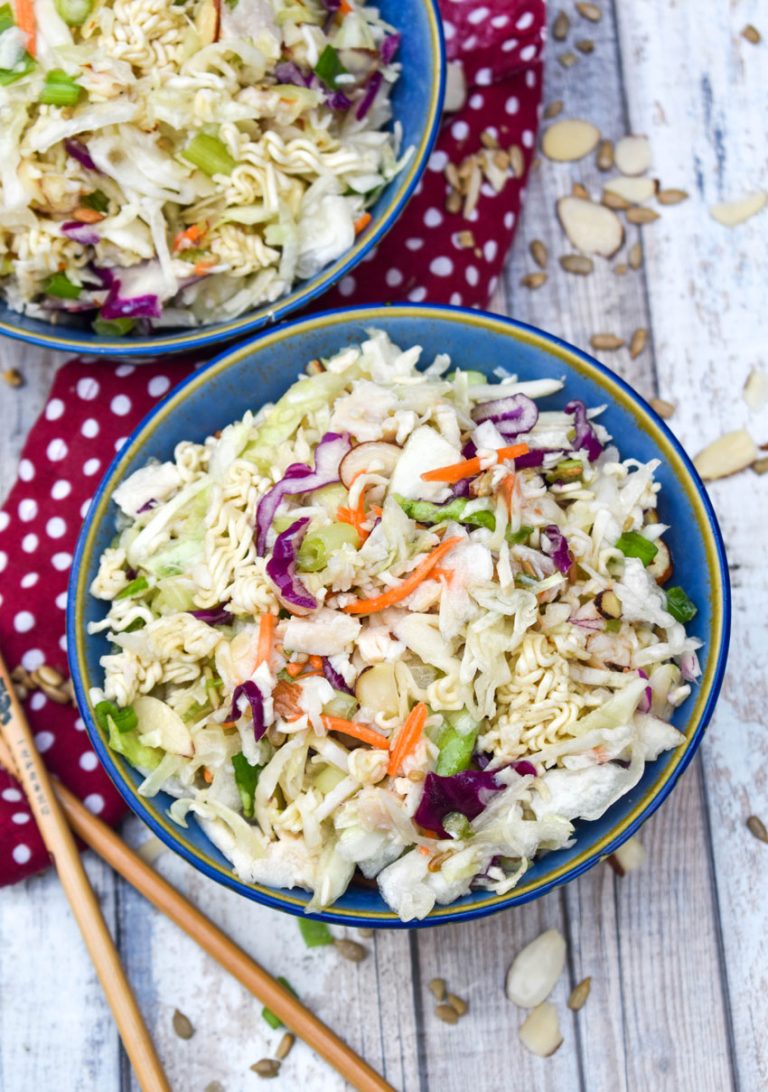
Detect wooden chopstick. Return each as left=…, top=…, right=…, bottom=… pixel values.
left=0, top=723, right=394, bottom=1091
left=0, top=654, right=171, bottom=1092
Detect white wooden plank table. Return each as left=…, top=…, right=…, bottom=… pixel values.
left=1, top=2, right=766, bottom=1089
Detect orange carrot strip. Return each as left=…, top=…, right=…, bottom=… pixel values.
left=387, top=702, right=427, bottom=777
left=255, top=612, right=274, bottom=668
left=15, top=0, right=35, bottom=56
left=73, top=207, right=105, bottom=224
left=421, top=444, right=529, bottom=484
left=342, top=537, right=461, bottom=615
left=321, top=715, right=390, bottom=750
left=500, top=471, right=516, bottom=512
left=308, top=655, right=323, bottom=670
left=354, top=212, right=372, bottom=235
left=172, top=223, right=204, bottom=253
left=285, top=662, right=305, bottom=678
left=193, top=260, right=215, bottom=276
left=339, top=0, right=353, bottom=13
left=202, top=767, right=213, bottom=784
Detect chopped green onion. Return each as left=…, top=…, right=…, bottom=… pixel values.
left=115, top=575, right=149, bottom=600
left=262, top=977, right=297, bottom=1029
left=123, top=617, right=146, bottom=632
left=0, top=257, right=12, bottom=276
left=44, top=272, right=82, bottom=299
left=95, top=699, right=138, bottom=734
left=0, top=51, right=35, bottom=86
left=54, top=0, right=93, bottom=25
left=106, top=720, right=162, bottom=769
left=93, top=316, right=136, bottom=337
left=615, top=531, right=658, bottom=566
left=298, top=918, right=334, bottom=948
left=0, top=4, right=14, bottom=32
left=232, top=753, right=261, bottom=819
left=545, top=458, right=583, bottom=484
left=314, top=44, right=347, bottom=88
left=40, top=69, right=83, bottom=106
left=665, top=586, right=697, bottom=623
left=604, top=618, right=622, bottom=633
left=81, top=189, right=109, bottom=213
left=506, top=524, right=533, bottom=545
left=297, top=522, right=359, bottom=571
left=443, top=812, right=472, bottom=839
left=435, top=709, right=480, bottom=776
left=395, top=494, right=496, bottom=532
left=514, top=573, right=538, bottom=589
left=447, top=369, right=486, bottom=384
left=322, top=690, right=358, bottom=721
left=182, top=133, right=236, bottom=177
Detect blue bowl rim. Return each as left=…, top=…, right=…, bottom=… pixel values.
left=0, top=3, right=445, bottom=358
left=68, top=303, right=731, bottom=928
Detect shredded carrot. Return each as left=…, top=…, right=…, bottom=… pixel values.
left=308, top=655, right=323, bottom=670
left=202, top=767, right=213, bottom=784
left=73, top=207, right=105, bottom=224
left=337, top=470, right=372, bottom=542
left=342, top=536, right=461, bottom=615
left=431, top=565, right=454, bottom=583
left=220, top=720, right=237, bottom=729
left=172, top=223, right=204, bottom=253
left=15, top=0, right=35, bottom=55
left=421, top=444, right=529, bottom=485
left=285, top=662, right=305, bottom=677
left=321, top=715, right=390, bottom=750
left=500, top=471, right=516, bottom=512
left=339, top=0, right=353, bottom=13
left=387, top=702, right=428, bottom=777
left=369, top=504, right=383, bottom=518
left=193, top=260, right=215, bottom=277
left=255, top=612, right=274, bottom=669
left=354, top=211, right=372, bottom=235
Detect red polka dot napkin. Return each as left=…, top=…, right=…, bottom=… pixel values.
left=0, top=0, right=545, bottom=886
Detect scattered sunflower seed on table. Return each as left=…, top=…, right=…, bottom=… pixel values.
left=172, top=1009, right=195, bottom=1040
left=747, top=816, right=768, bottom=844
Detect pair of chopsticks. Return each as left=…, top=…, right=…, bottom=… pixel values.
left=0, top=652, right=393, bottom=1092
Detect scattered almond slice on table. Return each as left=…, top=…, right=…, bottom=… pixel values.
left=557, top=196, right=624, bottom=256
left=613, top=135, right=652, bottom=176
left=519, top=1003, right=564, bottom=1057
left=693, top=428, right=758, bottom=480
left=709, top=192, right=767, bottom=226
left=542, top=119, right=601, bottom=162
left=742, top=366, right=768, bottom=412
left=603, top=175, right=657, bottom=205
left=607, top=836, right=647, bottom=876
left=506, top=928, right=567, bottom=1007
left=443, top=61, right=467, bottom=113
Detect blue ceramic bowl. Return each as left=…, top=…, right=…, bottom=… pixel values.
left=0, top=4, right=444, bottom=358
left=68, top=305, right=730, bottom=927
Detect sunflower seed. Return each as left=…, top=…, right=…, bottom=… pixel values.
left=572, top=181, right=590, bottom=199
left=576, top=2, right=602, bottom=21
left=480, top=129, right=499, bottom=150
left=530, top=239, right=549, bottom=268
left=446, top=190, right=462, bottom=215
left=509, top=145, right=525, bottom=178
left=543, top=100, right=564, bottom=120
left=357, top=927, right=374, bottom=938
left=575, top=38, right=594, bottom=53
left=444, top=162, right=461, bottom=190
left=559, top=254, right=594, bottom=275
left=628, top=241, right=643, bottom=269
left=204, top=1083, right=225, bottom=1092
left=596, top=139, right=614, bottom=171
left=36, top=664, right=64, bottom=687
left=753, top=457, right=768, bottom=475
left=3, top=368, right=23, bottom=388
left=650, top=398, right=675, bottom=419
left=558, top=51, right=578, bottom=67
left=741, top=24, right=761, bottom=44
left=657, top=188, right=689, bottom=205
left=629, top=328, right=648, bottom=359
left=251, top=1059, right=280, bottom=1079
left=614, top=263, right=628, bottom=275
left=172, top=1009, right=195, bottom=1040
left=552, top=10, right=570, bottom=40
left=435, top=1004, right=460, bottom=1025
left=407, top=768, right=426, bottom=781
left=746, top=815, right=768, bottom=843
left=694, top=428, right=757, bottom=479
left=602, top=190, right=631, bottom=211
left=626, top=206, right=661, bottom=224
left=709, top=192, right=767, bottom=227
left=456, top=229, right=476, bottom=249
left=590, top=333, right=625, bottom=351
left=275, top=1033, right=295, bottom=1061
left=428, top=977, right=447, bottom=1002
left=520, top=272, right=548, bottom=289
left=447, top=992, right=469, bottom=1016
left=567, top=977, right=592, bottom=1011
left=335, top=938, right=368, bottom=962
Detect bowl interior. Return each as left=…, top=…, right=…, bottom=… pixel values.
left=68, top=306, right=730, bottom=926
left=0, top=0, right=444, bottom=357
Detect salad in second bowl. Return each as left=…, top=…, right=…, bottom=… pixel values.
left=88, top=331, right=703, bottom=921
left=0, top=0, right=407, bottom=335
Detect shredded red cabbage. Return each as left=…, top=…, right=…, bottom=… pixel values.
left=569, top=601, right=605, bottom=631
left=136, top=499, right=157, bottom=514
left=415, top=763, right=535, bottom=837
left=227, top=681, right=266, bottom=740
left=637, top=668, right=652, bottom=712
left=680, top=651, right=701, bottom=683
left=64, top=138, right=99, bottom=172
left=189, top=606, right=233, bottom=625
left=265, top=517, right=317, bottom=613
left=541, top=525, right=573, bottom=574
left=320, top=0, right=340, bottom=9
left=61, top=221, right=100, bottom=246
left=565, top=400, right=604, bottom=461
left=355, top=70, right=383, bottom=120
left=101, top=291, right=162, bottom=320
left=255, top=432, right=351, bottom=555
left=380, top=32, right=400, bottom=64
left=511, top=449, right=546, bottom=469
left=472, top=393, right=539, bottom=435
left=274, top=61, right=312, bottom=86
left=328, top=89, right=352, bottom=110
left=322, top=658, right=353, bottom=694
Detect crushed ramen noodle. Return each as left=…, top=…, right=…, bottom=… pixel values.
left=90, top=331, right=702, bottom=920
left=0, top=0, right=407, bottom=333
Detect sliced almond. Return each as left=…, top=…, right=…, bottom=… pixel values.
left=657, top=188, right=689, bottom=205
left=709, top=192, right=767, bottom=227
left=560, top=254, right=594, bottom=275
left=552, top=10, right=570, bottom=40
left=603, top=175, right=657, bottom=205
left=443, top=61, right=467, bottom=113
left=596, top=139, right=614, bottom=171
left=626, top=206, right=660, bottom=224
left=557, top=196, right=624, bottom=256
left=567, top=977, right=592, bottom=1011
left=694, top=428, right=757, bottom=480
left=558, top=51, right=578, bottom=67
left=530, top=239, right=549, bottom=269
left=650, top=397, right=675, bottom=419
left=506, top=928, right=567, bottom=1008
left=590, top=333, right=625, bottom=350
left=576, top=2, right=602, bottom=21
left=607, top=836, right=647, bottom=876
left=628, top=241, right=643, bottom=269
left=542, top=119, right=601, bottom=162
left=572, top=181, right=590, bottom=200
left=543, top=100, right=564, bottom=120
left=743, top=366, right=768, bottom=412
left=741, top=24, right=761, bottom=44
left=195, top=0, right=220, bottom=46
left=520, top=271, right=548, bottom=289
left=629, top=327, right=648, bottom=359
left=519, top=1003, right=563, bottom=1057
left=613, top=135, right=651, bottom=176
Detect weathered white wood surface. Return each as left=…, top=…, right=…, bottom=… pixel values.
left=1, top=2, right=766, bottom=1089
